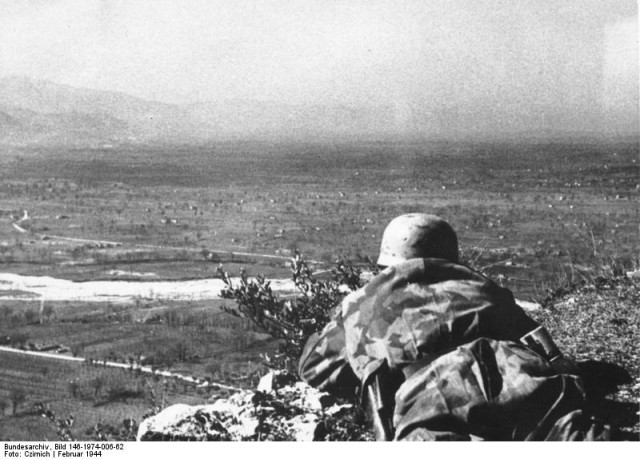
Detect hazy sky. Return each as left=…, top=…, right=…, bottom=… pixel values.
left=0, top=0, right=638, bottom=137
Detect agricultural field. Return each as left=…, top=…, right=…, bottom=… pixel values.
left=0, top=298, right=275, bottom=440
left=0, top=140, right=637, bottom=295
left=0, top=348, right=246, bottom=440
left=0, top=139, right=638, bottom=440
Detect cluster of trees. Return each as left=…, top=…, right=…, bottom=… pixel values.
left=66, top=372, right=146, bottom=405
left=0, top=389, right=27, bottom=416
left=1, top=304, right=55, bottom=326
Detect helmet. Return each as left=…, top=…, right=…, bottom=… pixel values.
left=376, top=213, right=459, bottom=266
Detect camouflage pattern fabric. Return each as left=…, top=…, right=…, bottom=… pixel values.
left=298, top=308, right=358, bottom=396
left=300, top=258, right=537, bottom=391
left=299, top=258, right=609, bottom=440
left=394, top=338, right=608, bottom=440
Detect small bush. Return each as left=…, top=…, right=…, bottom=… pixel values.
left=0, top=398, right=8, bottom=416
left=23, top=309, right=39, bottom=324
left=87, top=419, right=138, bottom=441
left=9, top=388, right=27, bottom=414
left=218, top=254, right=365, bottom=373
left=35, top=403, right=75, bottom=441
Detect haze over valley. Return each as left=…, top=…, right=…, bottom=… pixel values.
left=0, top=1, right=638, bottom=441
left=1, top=1, right=637, bottom=146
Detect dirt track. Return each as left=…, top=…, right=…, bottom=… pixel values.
left=10, top=216, right=319, bottom=264
left=0, top=345, right=241, bottom=391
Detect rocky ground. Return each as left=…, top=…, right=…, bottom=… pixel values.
left=530, top=273, right=640, bottom=440
left=137, top=371, right=372, bottom=441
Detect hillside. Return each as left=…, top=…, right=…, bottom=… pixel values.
left=136, top=272, right=640, bottom=441
left=0, top=76, right=399, bottom=146
left=530, top=274, right=640, bottom=439
left=0, top=76, right=188, bottom=145
left=0, top=104, right=131, bottom=145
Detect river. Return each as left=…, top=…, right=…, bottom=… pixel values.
left=0, top=272, right=297, bottom=303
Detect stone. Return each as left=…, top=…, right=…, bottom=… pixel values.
left=515, top=299, right=541, bottom=311
left=137, top=371, right=354, bottom=441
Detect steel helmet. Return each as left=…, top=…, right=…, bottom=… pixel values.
left=376, top=213, right=459, bottom=266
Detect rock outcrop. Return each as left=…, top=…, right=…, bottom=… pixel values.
left=137, top=371, right=362, bottom=441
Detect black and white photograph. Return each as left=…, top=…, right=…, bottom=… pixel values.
left=0, top=0, right=638, bottom=447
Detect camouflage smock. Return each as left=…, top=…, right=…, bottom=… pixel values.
left=299, top=258, right=606, bottom=440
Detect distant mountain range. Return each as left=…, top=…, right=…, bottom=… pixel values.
left=0, top=76, right=398, bottom=146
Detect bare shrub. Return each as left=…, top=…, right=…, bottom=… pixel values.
left=218, top=254, right=364, bottom=372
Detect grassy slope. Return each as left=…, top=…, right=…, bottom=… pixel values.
left=530, top=275, right=640, bottom=439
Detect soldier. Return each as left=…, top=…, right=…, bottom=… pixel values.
left=299, top=213, right=609, bottom=441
